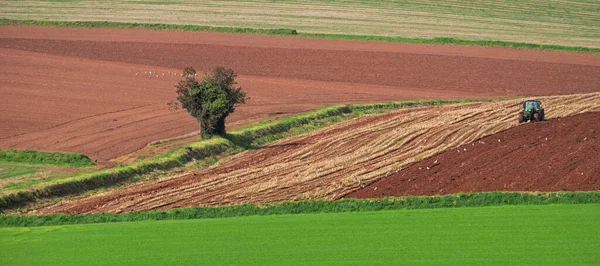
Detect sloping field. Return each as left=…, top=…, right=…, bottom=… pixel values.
left=0, top=46, right=471, bottom=163
left=349, top=111, right=600, bottom=199
left=2, top=27, right=600, bottom=163
left=1, top=0, right=599, bottom=47
left=37, top=93, right=600, bottom=214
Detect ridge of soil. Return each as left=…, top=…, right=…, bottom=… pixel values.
left=348, top=112, right=600, bottom=199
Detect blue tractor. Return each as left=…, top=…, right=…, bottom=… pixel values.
left=518, top=100, right=545, bottom=123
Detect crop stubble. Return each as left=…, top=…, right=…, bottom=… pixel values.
left=37, top=93, right=600, bottom=214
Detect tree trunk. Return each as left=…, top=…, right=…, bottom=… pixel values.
left=214, top=117, right=226, bottom=136
left=199, top=118, right=212, bottom=139
left=199, top=116, right=227, bottom=139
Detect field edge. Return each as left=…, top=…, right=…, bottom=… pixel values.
left=2, top=190, right=599, bottom=227
left=2, top=19, right=599, bottom=53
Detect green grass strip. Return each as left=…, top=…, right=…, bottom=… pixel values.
left=0, top=18, right=294, bottom=35
left=0, top=149, right=95, bottom=167
left=0, top=164, right=40, bottom=180
left=303, top=33, right=600, bottom=54
left=2, top=191, right=599, bottom=227
left=2, top=18, right=599, bottom=53
left=2, top=204, right=598, bottom=265
left=0, top=98, right=477, bottom=211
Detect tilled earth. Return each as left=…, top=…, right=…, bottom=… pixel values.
left=35, top=93, right=600, bottom=214
left=348, top=111, right=600, bottom=198
left=2, top=26, right=600, bottom=162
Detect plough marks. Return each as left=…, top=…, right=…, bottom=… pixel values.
left=39, top=93, right=600, bottom=214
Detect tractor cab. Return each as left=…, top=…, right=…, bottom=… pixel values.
left=523, top=100, right=542, bottom=112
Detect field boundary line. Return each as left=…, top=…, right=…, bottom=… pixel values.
left=1, top=191, right=599, bottom=227
left=1, top=19, right=599, bottom=53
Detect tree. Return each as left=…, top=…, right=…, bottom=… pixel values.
left=175, top=66, right=247, bottom=139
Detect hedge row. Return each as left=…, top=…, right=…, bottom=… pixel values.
left=2, top=191, right=598, bottom=227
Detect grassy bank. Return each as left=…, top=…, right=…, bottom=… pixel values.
left=2, top=191, right=598, bottom=227
left=0, top=99, right=486, bottom=211
left=0, top=149, right=95, bottom=167
left=1, top=19, right=599, bottom=53
left=1, top=204, right=598, bottom=265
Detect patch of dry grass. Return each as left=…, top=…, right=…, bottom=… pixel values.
left=1, top=0, right=599, bottom=47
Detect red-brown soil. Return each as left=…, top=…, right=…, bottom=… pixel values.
left=34, top=94, right=600, bottom=214
left=1, top=26, right=600, bottom=163
left=348, top=112, right=600, bottom=199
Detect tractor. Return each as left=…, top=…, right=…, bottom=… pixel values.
left=518, top=100, right=545, bottom=123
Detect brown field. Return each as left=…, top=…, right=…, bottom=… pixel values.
left=2, top=26, right=600, bottom=164
left=36, top=93, right=600, bottom=214
left=349, top=111, right=600, bottom=199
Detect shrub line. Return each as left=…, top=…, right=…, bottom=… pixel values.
left=1, top=191, right=599, bottom=227
left=1, top=19, right=598, bottom=53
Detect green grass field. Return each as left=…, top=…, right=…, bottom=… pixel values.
left=1, top=204, right=598, bottom=265
left=1, top=0, right=599, bottom=48
left=0, top=164, right=39, bottom=180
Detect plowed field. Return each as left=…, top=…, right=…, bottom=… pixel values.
left=348, top=111, right=600, bottom=198
left=2, top=26, right=600, bottom=163
left=37, top=93, right=600, bottom=214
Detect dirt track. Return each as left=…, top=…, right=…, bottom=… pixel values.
left=1, top=26, right=600, bottom=162
left=36, top=93, right=600, bottom=214
left=348, top=111, right=600, bottom=198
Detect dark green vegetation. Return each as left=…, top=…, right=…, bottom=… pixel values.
left=1, top=204, right=598, bottom=265
left=0, top=164, right=39, bottom=180
left=0, top=98, right=484, bottom=211
left=1, top=19, right=599, bottom=53
left=0, top=149, right=95, bottom=167
left=2, top=191, right=599, bottom=227
left=175, top=66, right=247, bottom=138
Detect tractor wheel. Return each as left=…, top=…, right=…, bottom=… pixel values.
left=533, top=113, right=540, bottom=122
left=540, top=111, right=545, bottom=121
left=518, top=113, right=525, bottom=123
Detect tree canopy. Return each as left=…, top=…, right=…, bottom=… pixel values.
left=175, top=66, right=247, bottom=138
